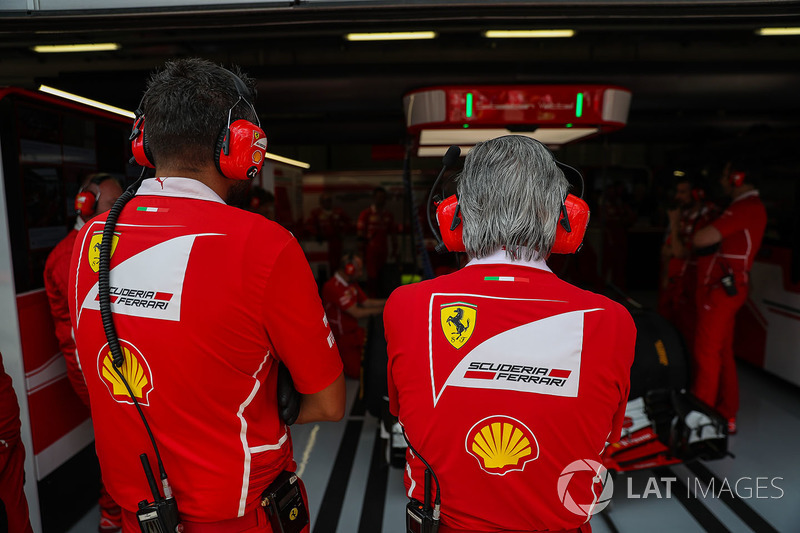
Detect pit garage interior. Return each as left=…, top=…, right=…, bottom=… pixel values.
left=1, top=1, right=800, bottom=532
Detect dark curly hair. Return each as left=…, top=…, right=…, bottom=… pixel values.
left=140, top=57, right=258, bottom=170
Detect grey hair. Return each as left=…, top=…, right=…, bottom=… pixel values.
left=456, top=135, right=569, bottom=261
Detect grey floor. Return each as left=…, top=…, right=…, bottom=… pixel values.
left=68, top=361, right=800, bottom=533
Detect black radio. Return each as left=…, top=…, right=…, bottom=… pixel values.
left=406, top=498, right=439, bottom=533
left=135, top=454, right=182, bottom=533
left=260, top=470, right=309, bottom=533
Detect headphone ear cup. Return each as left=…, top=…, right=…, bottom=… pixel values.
left=130, top=116, right=155, bottom=168
left=552, top=194, right=590, bottom=255
left=435, top=195, right=465, bottom=253
left=215, top=120, right=268, bottom=180
left=344, top=262, right=355, bottom=276
left=74, top=191, right=97, bottom=218
left=729, top=171, right=745, bottom=187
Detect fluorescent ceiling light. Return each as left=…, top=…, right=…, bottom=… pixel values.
left=756, top=27, right=800, bottom=36
left=33, top=43, right=121, bottom=53
left=346, top=31, right=437, bottom=41
left=484, top=30, right=574, bottom=38
left=673, top=170, right=686, bottom=177
left=265, top=153, right=310, bottom=170
left=39, top=85, right=135, bottom=118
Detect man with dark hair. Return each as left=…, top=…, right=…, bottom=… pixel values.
left=658, top=174, right=718, bottom=347
left=357, top=186, right=396, bottom=296
left=322, top=253, right=385, bottom=379
left=693, top=162, right=767, bottom=434
left=385, top=136, right=635, bottom=532
left=44, top=172, right=124, bottom=532
left=69, top=58, right=345, bottom=531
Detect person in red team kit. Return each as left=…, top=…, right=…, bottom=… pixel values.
left=692, top=163, right=767, bottom=434
left=0, top=353, right=33, bottom=533
left=44, top=172, right=124, bottom=532
left=306, top=193, right=351, bottom=274
left=658, top=175, right=718, bottom=348
left=357, top=186, right=396, bottom=296
left=385, top=136, right=636, bottom=532
left=322, top=253, right=386, bottom=379
left=69, top=58, right=345, bottom=532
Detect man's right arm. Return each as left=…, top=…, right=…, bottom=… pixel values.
left=262, top=235, right=346, bottom=423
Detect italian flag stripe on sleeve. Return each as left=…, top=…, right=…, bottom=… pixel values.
left=136, top=207, right=167, bottom=212
left=484, top=276, right=529, bottom=282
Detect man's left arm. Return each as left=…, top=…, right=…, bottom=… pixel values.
left=608, top=310, right=637, bottom=444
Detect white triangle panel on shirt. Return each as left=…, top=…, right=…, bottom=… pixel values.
left=434, top=309, right=602, bottom=406
left=79, top=233, right=222, bottom=323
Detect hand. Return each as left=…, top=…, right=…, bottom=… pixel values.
left=277, top=362, right=302, bottom=425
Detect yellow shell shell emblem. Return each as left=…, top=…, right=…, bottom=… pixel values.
left=440, top=302, right=476, bottom=349
left=99, top=341, right=154, bottom=406
left=88, top=231, right=119, bottom=273
left=465, top=416, right=539, bottom=475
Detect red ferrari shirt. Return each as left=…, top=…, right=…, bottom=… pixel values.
left=69, top=177, right=342, bottom=522
left=665, top=202, right=718, bottom=279
left=386, top=251, right=635, bottom=531
left=44, top=224, right=90, bottom=403
left=322, top=273, right=367, bottom=339
left=700, top=191, right=767, bottom=286
left=0, top=354, right=21, bottom=444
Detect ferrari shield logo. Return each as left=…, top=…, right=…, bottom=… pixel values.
left=88, top=231, right=119, bottom=273
left=440, top=302, right=477, bottom=349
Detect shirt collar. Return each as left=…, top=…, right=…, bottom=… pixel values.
left=334, top=272, right=349, bottom=286
left=136, top=177, right=226, bottom=204
left=732, top=189, right=759, bottom=204
left=74, top=217, right=85, bottom=231
left=464, top=247, right=552, bottom=273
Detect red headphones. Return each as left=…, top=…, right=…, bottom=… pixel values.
left=729, top=170, right=746, bottom=188
left=130, top=68, right=268, bottom=181
left=691, top=188, right=705, bottom=202
left=74, top=174, right=113, bottom=218
left=342, top=254, right=360, bottom=276
left=433, top=147, right=590, bottom=255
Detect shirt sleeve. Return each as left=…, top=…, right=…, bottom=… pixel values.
left=608, top=308, right=637, bottom=443
left=384, top=292, right=401, bottom=417
left=711, top=202, right=748, bottom=240
left=262, top=237, right=342, bottom=395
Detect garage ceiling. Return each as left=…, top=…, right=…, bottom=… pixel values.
left=2, top=0, right=800, bottom=168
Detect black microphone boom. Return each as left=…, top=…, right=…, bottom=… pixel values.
left=426, top=145, right=462, bottom=251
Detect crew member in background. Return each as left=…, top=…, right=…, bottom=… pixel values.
left=322, top=253, right=385, bottom=379
left=247, top=185, right=276, bottom=220
left=385, top=136, right=636, bottom=532
left=693, top=162, right=767, bottom=435
left=44, top=172, right=124, bottom=533
left=306, top=193, right=350, bottom=274
left=0, top=353, right=33, bottom=533
left=69, top=58, right=345, bottom=532
left=357, top=186, right=396, bottom=297
left=658, top=174, right=718, bottom=348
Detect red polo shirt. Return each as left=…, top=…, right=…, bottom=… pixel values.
left=700, top=190, right=767, bottom=287
left=69, top=177, right=342, bottom=522
left=386, top=251, right=635, bottom=531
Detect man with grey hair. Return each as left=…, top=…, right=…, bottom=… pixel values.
left=385, top=135, right=636, bottom=532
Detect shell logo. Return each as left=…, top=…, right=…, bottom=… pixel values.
left=465, top=415, right=539, bottom=475
left=97, top=340, right=154, bottom=406
left=252, top=150, right=263, bottom=164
